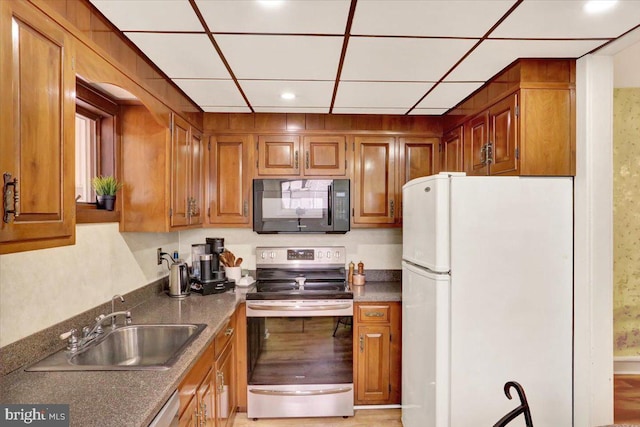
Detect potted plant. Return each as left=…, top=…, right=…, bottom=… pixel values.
left=92, top=175, right=122, bottom=211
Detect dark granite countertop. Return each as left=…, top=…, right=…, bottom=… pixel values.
left=352, top=281, right=401, bottom=302
left=0, top=281, right=401, bottom=426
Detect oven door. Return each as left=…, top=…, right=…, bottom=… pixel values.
left=246, top=300, right=354, bottom=418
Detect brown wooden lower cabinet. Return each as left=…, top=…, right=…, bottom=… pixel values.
left=179, top=309, right=238, bottom=427
left=178, top=340, right=215, bottom=426
left=353, top=302, right=402, bottom=405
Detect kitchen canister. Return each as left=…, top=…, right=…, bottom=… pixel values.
left=352, top=273, right=365, bottom=286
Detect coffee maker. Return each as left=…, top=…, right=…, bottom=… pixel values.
left=191, top=237, right=233, bottom=295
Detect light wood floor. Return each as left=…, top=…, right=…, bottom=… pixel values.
left=232, top=409, right=402, bottom=427
left=614, top=375, right=640, bottom=424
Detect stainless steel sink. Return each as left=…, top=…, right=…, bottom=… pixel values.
left=26, top=323, right=207, bottom=371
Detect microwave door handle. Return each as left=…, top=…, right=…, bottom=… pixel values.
left=327, top=184, right=332, bottom=226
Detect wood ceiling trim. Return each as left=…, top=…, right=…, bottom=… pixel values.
left=329, top=0, right=358, bottom=114
left=188, top=0, right=255, bottom=113
left=405, top=0, right=525, bottom=115
left=587, top=23, right=640, bottom=55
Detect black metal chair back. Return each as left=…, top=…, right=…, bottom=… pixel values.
left=492, top=381, right=534, bottom=427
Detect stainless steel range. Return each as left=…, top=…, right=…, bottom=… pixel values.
left=246, top=246, right=354, bottom=419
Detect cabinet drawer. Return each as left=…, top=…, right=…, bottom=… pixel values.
left=214, top=312, right=236, bottom=357
left=357, top=305, right=390, bottom=323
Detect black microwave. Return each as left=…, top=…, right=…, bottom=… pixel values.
left=253, top=179, right=350, bottom=234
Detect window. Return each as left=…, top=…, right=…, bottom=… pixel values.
left=75, top=80, right=119, bottom=220
left=75, top=112, right=98, bottom=202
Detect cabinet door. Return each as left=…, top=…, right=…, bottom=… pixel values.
left=397, top=137, right=439, bottom=221
left=488, top=94, right=518, bottom=175
left=465, top=113, right=489, bottom=176
left=198, top=369, right=215, bottom=427
left=442, top=127, right=464, bottom=172
left=356, top=325, right=391, bottom=403
left=189, top=128, right=204, bottom=226
left=215, top=342, right=236, bottom=427
left=178, top=396, right=198, bottom=427
left=208, top=135, right=251, bottom=225
left=353, top=137, right=396, bottom=225
left=257, top=135, right=300, bottom=176
left=302, top=135, right=347, bottom=176
left=171, top=114, right=191, bottom=227
left=0, top=1, right=75, bottom=254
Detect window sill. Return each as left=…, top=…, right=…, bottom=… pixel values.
left=76, top=203, right=121, bottom=224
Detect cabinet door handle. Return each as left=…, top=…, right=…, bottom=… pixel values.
left=200, top=401, right=206, bottom=427
left=294, top=151, right=299, bottom=169
left=480, top=144, right=487, bottom=166
left=225, top=327, right=234, bottom=336
left=305, top=151, right=310, bottom=169
left=359, top=334, right=364, bottom=352
left=390, top=199, right=395, bottom=218
left=364, top=312, right=384, bottom=317
left=243, top=200, right=248, bottom=217
left=3, top=173, right=19, bottom=223
left=486, top=142, right=494, bottom=165
left=217, top=371, right=225, bottom=392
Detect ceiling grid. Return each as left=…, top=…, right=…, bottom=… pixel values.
left=89, top=0, right=640, bottom=115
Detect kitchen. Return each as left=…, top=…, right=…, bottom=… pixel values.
left=1, top=0, right=638, bottom=426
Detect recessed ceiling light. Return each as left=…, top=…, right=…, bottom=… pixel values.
left=281, top=92, right=296, bottom=100
left=583, top=0, right=618, bottom=14
left=257, top=0, right=284, bottom=8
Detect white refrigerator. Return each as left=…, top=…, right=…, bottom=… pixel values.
left=401, top=173, right=573, bottom=427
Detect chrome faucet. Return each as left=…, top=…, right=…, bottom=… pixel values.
left=61, top=307, right=133, bottom=353
left=111, top=294, right=125, bottom=329
left=89, top=311, right=132, bottom=336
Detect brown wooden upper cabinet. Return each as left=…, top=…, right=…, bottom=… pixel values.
left=121, top=108, right=203, bottom=231
left=353, top=136, right=438, bottom=226
left=207, top=134, right=253, bottom=226
left=456, top=59, right=575, bottom=177
left=441, top=126, right=464, bottom=173
left=257, top=134, right=347, bottom=177
left=0, top=1, right=76, bottom=254
left=465, top=94, right=518, bottom=176
left=170, top=115, right=204, bottom=228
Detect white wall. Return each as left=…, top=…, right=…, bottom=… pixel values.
left=179, top=228, right=402, bottom=271
left=0, top=225, right=401, bottom=347
left=0, top=224, right=179, bottom=347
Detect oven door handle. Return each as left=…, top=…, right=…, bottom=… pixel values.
left=249, top=387, right=352, bottom=396
left=247, top=303, right=352, bottom=311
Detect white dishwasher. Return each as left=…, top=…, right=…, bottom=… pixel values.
left=148, top=391, right=179, bottom=427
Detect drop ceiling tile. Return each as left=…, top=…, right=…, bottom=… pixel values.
left=90, top=0, right=202, bottom=31
left=215, top=35, right=343, bottom=80
left=492, top=0, right=640, bottom=39
left=341, top=37, right=477, bottom=81
left=195, top=0, right=350, bottom=34
left=334, top=81, right=434, bottom=109
left=253, top=107, right=330, bottom=113
left=352, top=0, right=517, bottom=37
left=172, top=80, right=247, bottom=107
left=332, top=108, right=411, bottom=115
left=202, top=106, right=252, bottom=113
left=125, top=33, right=230, bottom=79
left=446, top=39, right=606, bottom=82
left=239, top=80, right=334, bottom=108
left=409, top=108, right=450, bottom=116
left=416, top=82, right=484, bottom=109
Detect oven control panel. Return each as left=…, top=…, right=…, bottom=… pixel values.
left=256, top=246, right=346, bottom=266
